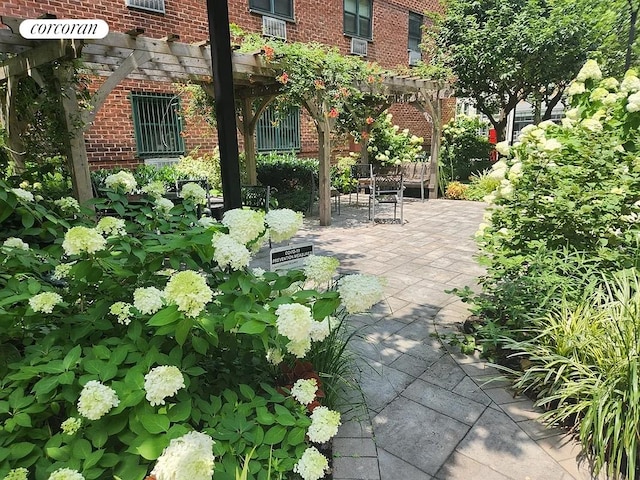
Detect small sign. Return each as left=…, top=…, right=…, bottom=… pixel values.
left=20, top=19, right=109, bottom=39
left=270, top=243, right=313, bottom=272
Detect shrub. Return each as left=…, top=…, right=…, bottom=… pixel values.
left=439, top=114, right=492, bottom=189
left=0, top=178, right=384, bottom=480
left=331, top=155, right=359, bottom=194
left=444, top=181, right=468, bottom=199
left=256, top=152, right=318, bottom=211
left=465, top=169, right=501, bottom=201
left=366, top=112, right=424, bottom=170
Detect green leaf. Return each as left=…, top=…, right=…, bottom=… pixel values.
left=175, top=317, right=193, bottom=346
left=83, top=449, right=104, bottom=469
left=233, top=295, right=253, bottom=312
left=46, top=445, right=70, bottom=461
left=71, top=438, right=93, bottom=460
left=86, top=428, right=109, bottom=448
left=139, top=413, right=170, bottom=434
left=167, top=400, right=192, bottom=422
left=33, top=376, right=59, bottom=396
left=13, top=412, right=31, bottom=427
left=9, top=442, right=35, bottom=460
left=276, top=413, right=296, bottom=426
left=191, top=335, right=209, bottom=355
left=58, top=371, right=75, bottom=385
left=263, top=425, right=287, bottom=445
left=21, top=213, right=35, bottom=229
left=287, top=427, right=306, bottom=446
left=239, top=384, right=255, bottom=400
left=136, top=436, right=169, bottom=460
left=63, top=345, right=82, bottom=370
left=148, top=305, right=181, bottom=326
left=27, top=280, right=41, bottom=295
left=237, top=319, right=267, bottom=335
left=313, top=297, right=341, bottom=320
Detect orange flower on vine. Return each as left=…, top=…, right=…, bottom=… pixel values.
left=328, top=108, right=339, bottom=118
left=262, top=45, right=275, bottom=61
left=366, top=116, right=375, bottom=125
left=277, top=72, right=289, bottom=84
left=314, top=79, right=325, bottom=90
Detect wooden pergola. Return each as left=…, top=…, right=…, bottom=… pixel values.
left=0, top=16, right=452, bottom=226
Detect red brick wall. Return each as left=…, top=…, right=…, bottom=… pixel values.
left=3, top=0, right=446, bottom=167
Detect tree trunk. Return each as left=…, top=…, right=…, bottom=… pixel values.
left=317, top=119, right=332, bottom=226
left=1, top=76, right=27, bottom=173
left=626, top=1, right=639, bottom=71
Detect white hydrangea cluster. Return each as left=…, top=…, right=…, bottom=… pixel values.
left=164, top=270, right=213, bottom=318
left=621, top=73, right=640, bottom=94
left=104, top=170, right=137, bottom=193
left=494, top=141, right=510, bottom=157
left=29, top=292, right=63, bottom=314
left=133, top=287, right=164, bottom=315
left=252, top=267, right=266, bottom=279
left=3, top=237, right=29, bottom=250
left=142, top=180, right=166, bottom=198
left=198, top=216, right=218, bottom=228
left=144, top=365, right=186, bottom=406
left=581, top=118, right=603, bottom=132
left=150, top=431, right=215, bottom=480
left=109, top=302, right=134, bottom=325
left=77, top=380, right=120, bottom=420
left=222, top=208, right=266, bottom=244
left=275, top=303, right=313, bottom=343
left=291, top=378, right=318, bottom=405
left=61, top=417, right=82, bottom=435
left=62, top=226, right=107, bottom=256
left=266, top=347, right=283, bottom=365
left=96, top=216, right=127, bottom=237
left=600, top=77, right=620, bottom=91
left=337, top=274, right=385, bottom=313
left=307, top=406, right=341, bottom=444
left=542, top=138, right=562, bottom=152
left=52, top=262, right=74, bottom=280
left=3, top=468, right=28, bottom=480
left=211, top=234, right=252, bottom=271
left=11, top=188, right=34, bottom=203
left=488, top=159, right=508, bottom=179
left=293, top=446, right=329, bottom=480
left=265, top=209, right=303, bottom=243
left=47, top=468, right=85, bottom=480
left=566, top=81, right=585, bottom=97
left=286, top=338, right=312, bottom=358
left=627, top=92, right=640, bottom=113
left=575, top=59, right=602, bottom=83
left=304, top=255, right=340, bottom=285
left=155, top=197, right=175, bottom=218
left=309, top=317, right=333, bottom=342
left=181, top=182, right=207, bottom=205
left=54, top=196, right=81, bottom=213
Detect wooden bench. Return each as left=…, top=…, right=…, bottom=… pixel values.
left=398, top=161, right=429, bottom=201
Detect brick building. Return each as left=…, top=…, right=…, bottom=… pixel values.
left=2, top=0, right=452, bottom=170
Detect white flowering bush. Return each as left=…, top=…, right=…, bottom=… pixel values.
left=0, top=178, right=386, bottom=480
left=365, top=112, right=424, bottom=168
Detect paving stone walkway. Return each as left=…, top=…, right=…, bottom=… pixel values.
left=255, top=197, right=602, bottom=480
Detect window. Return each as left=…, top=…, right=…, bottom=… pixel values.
left=408, top=12, right=422, bottom=53
left=344, top=0, right=372, bottom=39
left=125, top=0, right=165, bottom=14
left=256, top=106, right=300, bottom=152
left=249, top=0, right=293, bottom=20
left=130, top=93, right=185, bottom=158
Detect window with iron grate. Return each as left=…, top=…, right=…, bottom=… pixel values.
left=256, top=106, right=301, bottom=152
left=130, top=92, right=185, bottom=158
left=125, top=0, right=165, bottom=14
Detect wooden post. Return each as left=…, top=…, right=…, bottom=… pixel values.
left=428, top=98, right=442, bottom=200
left=56, top=64, right=93, bottom=206
left=241, top=97, right=257, bottom=185
left=207, top=0, right=242, bottom=210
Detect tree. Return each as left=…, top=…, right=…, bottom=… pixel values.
left=436, top=0, right=603, bottom=141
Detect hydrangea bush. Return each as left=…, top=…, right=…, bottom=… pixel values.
left=0, top=178, right=385, bottom=480
left=365, top=113, right=424, bottom=169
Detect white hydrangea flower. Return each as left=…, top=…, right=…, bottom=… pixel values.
left=567, top=81, right=586, bottom=97
left=291, top=378, right=318, bottom=405
left=198, top=216, right=218, bottom=228
left=47, top=469, right=85, bottom=480
left=304, top=255, right=340, bottom=285
left=3, top=237, right=29, bottom=250
left=211, top=234, right=252, bottom=271
left=589, top=87, right=609, bottom=103
left=222, top=208, right=266, bottom=244
left=266, top=347, right=283, bottom=365
left=62, top=227, right=107, bottom=256
left=96, top=216, right=127, bottom=237
left=181, top=182, right=207, bottom=205
left=61, top=417, right=82, bottom=435
left=252, top=267, right=266, bottom=279
left=600, top=77, right=619, bottom=91
left=286, top=338, right=312, bottom=358
left=565, top=107, right=580, bottom=120
left=77, top=380, right=119, bottom=420
left=142, top=181, right=166, bottom=198
left=109, top=302, right=134, bottom=325
left=155, top=197, right=175, bottom=218
left=621, top=75, right=640, bottom=94
left=164, top=270, right=213, bottom=318
left=54, top=196, right=81, bottom=213
left=627, top=92, right=640, bottom=113
left=576, top=59, right=602, bottom=82
left=150, top=431, right=215, bottom=480
left=104, top=171, right=137, bottom=193
left=507, top=162, right=523, bottom=182
left=144, top=365, right=186, bottom=406
left=52, top=262, right=75, bottom=280
left=581, top=118, right=603, bottom=132
left=307, top=406, right=341, bottom=443
left=3, top=468, right=28, bottom=480
left=494, top=141, right=510, bottom=156
left=498, top=179, right=514, bottom=199
left=11, top=188, right=34, bottom=203
left=338, top=274, right=385, bottom=313
left=265, top=209, right=303, bottom=243
left=488, top=159, right=508, bottom=179
left=293, top=447, right=329, bottom=480
left=537, top=120, right=555, bottom=130
left=133, top=287, right=164, bottom=315
left=309, top=317, right=333, bottom=342
left=542, top=138, right=562, bottom=151
left=275, top=303, right=313, bottom=343
left=29, top=292, right=63, bottom=314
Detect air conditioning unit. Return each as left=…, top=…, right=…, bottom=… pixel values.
left=350, top=37, right=368, bottom=56
left=125, top=0, right=165, bottom=14
left=262, top=16, right=287, bottom=40
left=408, top=50, right=421, bottom=66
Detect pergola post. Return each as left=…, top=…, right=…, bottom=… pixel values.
left=237, top=95, right=274, bottom=185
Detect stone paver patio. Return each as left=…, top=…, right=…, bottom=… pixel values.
left=254, top=197, right=603, bottom=480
